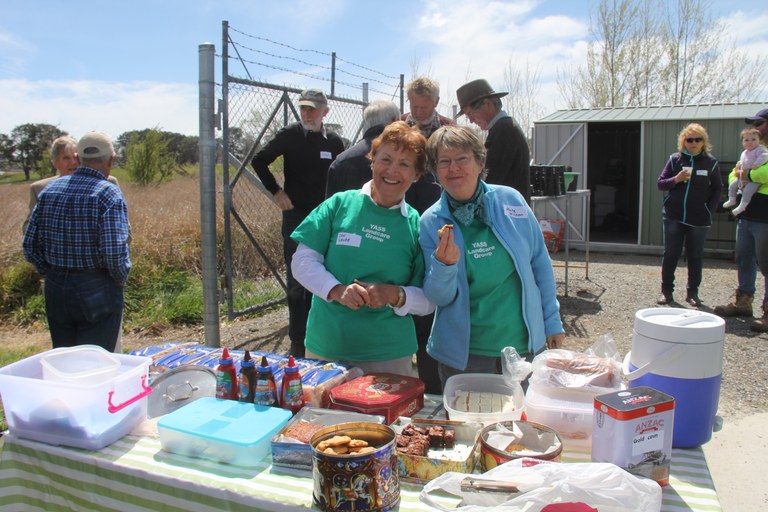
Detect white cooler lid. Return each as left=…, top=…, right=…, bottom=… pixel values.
left=634, top=307, right=725, bottom=344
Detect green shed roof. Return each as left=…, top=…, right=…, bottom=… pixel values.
left=537, top=102, right=768, bottom=124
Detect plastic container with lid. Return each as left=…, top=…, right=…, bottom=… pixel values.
left=0, top=348, right=152, bottom=450
left=40, top=345, right=120, bottom=386
left=158, top=397, right=292, bottom=467
left=443, top=373, right=523, bottom=426
left=523, top=384, right=594, bottom=448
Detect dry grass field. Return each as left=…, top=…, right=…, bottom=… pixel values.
left=0, top=172, right=204, bottom=270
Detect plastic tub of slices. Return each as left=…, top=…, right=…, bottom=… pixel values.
left=443, top=347, right=529, bottom=426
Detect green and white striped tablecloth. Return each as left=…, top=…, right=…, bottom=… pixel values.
left=0, top=397, right=721, bottom=512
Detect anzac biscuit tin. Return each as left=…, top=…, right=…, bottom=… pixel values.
left=329, top=373, right=425, bottom=424
left=592, top=386, right=675, bottom=486
left=311, top=422, right=399, bottom=512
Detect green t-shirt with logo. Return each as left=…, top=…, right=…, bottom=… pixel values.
left=462, top=219, right=528, bottom=356
left=291, top=191, right=424, bottom=361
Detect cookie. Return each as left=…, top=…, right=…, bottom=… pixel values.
left=317, top=435, right=352, bottom=451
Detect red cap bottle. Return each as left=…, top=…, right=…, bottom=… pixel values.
left=215, top=347, right=238, bottom=400
left=280, top=355, right=305, bottom=415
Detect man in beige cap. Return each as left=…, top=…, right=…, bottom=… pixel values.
left=251, top=88, right=345, bottom=357
left=456, top=78, right=531, bottom=203
left=23, top=131, right=131, bottom=352
left=23, top=136, right=121, bottom=232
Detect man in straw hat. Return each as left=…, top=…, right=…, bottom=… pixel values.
left=23, top=131, right=130, bottom=351
left=456, top=79, right=531, bottom=203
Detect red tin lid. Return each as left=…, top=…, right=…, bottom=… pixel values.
left=330, top=373, right=425, bottom=408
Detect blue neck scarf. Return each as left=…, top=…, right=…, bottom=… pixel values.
left=447, top=181, right=488, bottom=226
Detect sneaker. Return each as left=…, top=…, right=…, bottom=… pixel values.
left=657, top=292, right=673, bottom=305
left=685, top=293, right=703, bottom=308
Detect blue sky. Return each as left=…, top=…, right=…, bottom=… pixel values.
left=1, top=0, right=766, bottom=139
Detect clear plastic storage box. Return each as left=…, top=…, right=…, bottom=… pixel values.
left=523, top=384, right=594, bottom=447
left=0, top=346, right=152, bottom=450
left=443, top=373, right=524, bottom=426
left=158, top=397, right=292, bottom=467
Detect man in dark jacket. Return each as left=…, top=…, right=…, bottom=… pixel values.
left=457, top=79, right=531, bottom=203
left=251, top=88, right=345, bottom=357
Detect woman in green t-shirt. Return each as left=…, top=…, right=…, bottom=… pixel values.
left=291, top=121, right=435, bottom=376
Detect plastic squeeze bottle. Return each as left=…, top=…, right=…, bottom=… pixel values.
left=215, top=347, right=238, bottom=400
left=253, top=355, right=278, bottom=407
left=280, top=355, right=305, bottom=414
left=238, top=350, right=256, bottom=403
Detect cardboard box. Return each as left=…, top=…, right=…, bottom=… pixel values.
left=592, top=386, right=675, bottom=485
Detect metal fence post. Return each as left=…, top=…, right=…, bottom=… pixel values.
left=198, top=42, right=221, bottom=347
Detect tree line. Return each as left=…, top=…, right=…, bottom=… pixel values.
left=0, top=124, right=200, bottom=185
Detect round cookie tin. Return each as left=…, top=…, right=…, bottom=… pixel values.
left=310, top=422, right=399, bottom=512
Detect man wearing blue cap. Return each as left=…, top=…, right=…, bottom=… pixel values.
left=251, top=88, right=345, bottom=357
left=714, top=107, right=768, bottom=332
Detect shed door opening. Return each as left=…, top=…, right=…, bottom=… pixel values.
left=588, top=122, right=641, bottom=244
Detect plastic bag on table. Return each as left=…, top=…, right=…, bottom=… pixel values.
left=501, top=346, right=533, bottom=386
left=419, top=457, right=661, bottom=512
left=530, top=333, right=623, bottom=393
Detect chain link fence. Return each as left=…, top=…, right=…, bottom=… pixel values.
left=219, top=22, right=403, bottom=320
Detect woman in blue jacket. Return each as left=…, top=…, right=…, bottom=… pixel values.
left=656, top=123, right=723, bottom=307
left=419, top=125, right=565, bottom=386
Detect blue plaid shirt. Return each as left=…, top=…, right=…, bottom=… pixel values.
left=23, top=166, right=131, bottom=284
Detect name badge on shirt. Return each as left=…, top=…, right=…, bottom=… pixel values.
left=696, top=169, right=707, bottom=176
left=320, top=151, right=333, bottom=160
left=504, top=205, right=529, bottom=219
left=336, top=232, right=362, bottom=247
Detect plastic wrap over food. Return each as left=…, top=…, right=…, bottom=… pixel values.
left=530, top=334, right=623, bottom=393
left=130, top=343, right=363, bottom=408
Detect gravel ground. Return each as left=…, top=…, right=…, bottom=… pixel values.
left=203, top=251, right=767, bottom=422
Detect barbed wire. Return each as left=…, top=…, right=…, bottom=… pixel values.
left=226, top=55, right=398, bottom=99
left=226, top=25, right=402, bottom=98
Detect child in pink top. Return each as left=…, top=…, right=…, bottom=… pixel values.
left=724, top=127, right=768, bottom=216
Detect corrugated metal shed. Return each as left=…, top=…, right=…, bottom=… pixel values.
left=533, top=101, right=768, bottom=252
left=538, top=102, right=766, bottom=124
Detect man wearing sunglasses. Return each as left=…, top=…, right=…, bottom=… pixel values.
left=714, top=108, right=768, bottom=332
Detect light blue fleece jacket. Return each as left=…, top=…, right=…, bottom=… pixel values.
left=419, top=181, right=563, bottom=371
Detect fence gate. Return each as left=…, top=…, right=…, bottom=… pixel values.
left=218, top=21, right=403, bottom=322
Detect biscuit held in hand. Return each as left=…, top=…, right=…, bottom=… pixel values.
left=438, top=224, right=454, bottom=239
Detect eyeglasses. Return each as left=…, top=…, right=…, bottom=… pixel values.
left=750, top=119, right=766, bottom=128
left=436, top=156, right=473, bottom=169
left=463, top=99, right=485, bottom=116
left=685, top=137, right=704, bottom=143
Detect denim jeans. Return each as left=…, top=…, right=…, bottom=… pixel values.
left=735, top=218, right=768, bottom=303
left=661, top=218, right=710, bottom=295
left=282, top=208, right=312, bottom=358
left=44, top=269, right=124, bottom=351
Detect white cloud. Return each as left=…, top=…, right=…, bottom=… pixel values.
left=0, top=79, right=198, bottom=138
left=408, top=0, right=589, bottom=115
